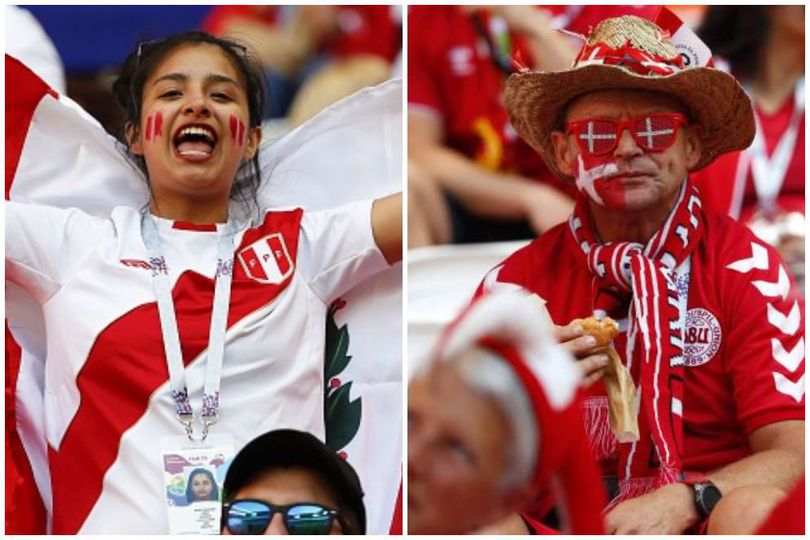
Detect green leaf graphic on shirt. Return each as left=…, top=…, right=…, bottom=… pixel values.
left=325, top=299, right=362, bottom=452
left=326, top=302, right=352, bottom=380
left=325, top=382, right=362, bottom=451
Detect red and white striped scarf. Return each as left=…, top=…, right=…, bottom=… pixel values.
left=569, top=181, right=704, bottom=505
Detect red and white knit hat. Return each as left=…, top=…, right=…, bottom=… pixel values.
left=434, top=292, right=605, bottom=534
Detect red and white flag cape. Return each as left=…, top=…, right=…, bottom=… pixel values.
left=6, top=55, right=402, bottom=534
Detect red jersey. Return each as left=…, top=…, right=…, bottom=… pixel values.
left=203, top=6, right=399, bottom=63
left=324, top=6, right=400, bottom=63
left=693, top=85, right=805, bottom=221
left=479, top=204, right=805, bottom=475
left=408, top=6, right=557, bottom=185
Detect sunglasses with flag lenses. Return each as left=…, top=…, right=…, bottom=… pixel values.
left=223, top=499, right=347, bottom=535
left=566, top=113, right=687, bottom=156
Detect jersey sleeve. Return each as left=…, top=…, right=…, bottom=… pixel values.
left=5, top=201, right=107, bottom=303
left=723, top=241, right=805, bottom=435
left=298, top=199, right=389, bottom=302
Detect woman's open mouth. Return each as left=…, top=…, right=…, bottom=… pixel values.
left=173, top=124, right=218, bottom=162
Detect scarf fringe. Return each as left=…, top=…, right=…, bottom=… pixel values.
left=581, top=396, right=617, bottom=461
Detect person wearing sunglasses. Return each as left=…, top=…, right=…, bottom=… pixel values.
left=475, top=13, right=803, bottom=536
left=221, top=429, right=365, bottom=535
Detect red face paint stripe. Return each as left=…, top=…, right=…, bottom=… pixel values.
left=238, top=119, right=245, bottom=146
left=154, top=112, right=163, bottom=138
left=48, top=209, right=303, bottom=533
left=145, top=115, right=153, bottom=142
left=229, top=115, right=238, bottom=143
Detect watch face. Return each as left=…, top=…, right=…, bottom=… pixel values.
left=696, top=483, right=722, bottom=516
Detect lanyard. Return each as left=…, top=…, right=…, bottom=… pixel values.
left=141, top=212, right=237, bottom=441
left=746, top=78, right=804, bottom=217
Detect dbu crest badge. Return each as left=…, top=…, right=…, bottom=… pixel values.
left=684, top=308, right=722, bottom=367
left=238, top=234, right=293, bottom=284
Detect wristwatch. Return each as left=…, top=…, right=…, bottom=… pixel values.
left=690, top=481, right=723, bottom=519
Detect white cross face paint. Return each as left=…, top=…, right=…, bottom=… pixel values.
left=575, top=155, right=618, bottom=206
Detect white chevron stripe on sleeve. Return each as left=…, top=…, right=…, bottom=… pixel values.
left=766, top=302, right=801, bottom=335
left=752, top=265, right=789, bottom=300
left=771, top=337, right=805, bottom=372
left=726, top=242, right=769, bottom=273
left=773, top=372, right=805, bottom=402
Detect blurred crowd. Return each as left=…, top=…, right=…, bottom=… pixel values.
left=407, top=5, right=804, bottom=293
left=9, top=5, right=402, bottom=141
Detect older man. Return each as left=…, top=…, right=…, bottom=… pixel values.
left=479, top=15, right=805, bottom=534
left=408, top=293, right=605, bottom=534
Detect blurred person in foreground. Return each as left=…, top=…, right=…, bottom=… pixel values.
left=221, top=429, right=365, bottom=535
left=478, top=14, right=804, bottom=534
left=694, top=6, right=805, bottom=296
left=408, top=292, right=605, bottom=534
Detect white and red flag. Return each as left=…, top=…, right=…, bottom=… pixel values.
left=654, top=6, right=714, bottom=69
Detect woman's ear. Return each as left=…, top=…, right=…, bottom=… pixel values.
left=243, top=126, right=262, bottom=160
left=126, top=122, right=144, bottom=156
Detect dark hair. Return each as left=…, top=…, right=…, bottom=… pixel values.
left=186, top=467, right=220, bottom=503
left=697, top=6, right=771, bottom=82
left=112, top=31, right=266, bottom=215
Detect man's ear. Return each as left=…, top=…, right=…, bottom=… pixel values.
left=243, top=126, right=262, bottom=160
left=684, top=124, right=703, bottom=170
left=550, top=130, right=577, bottom=177
left=127, top=122, right=144, bottom=156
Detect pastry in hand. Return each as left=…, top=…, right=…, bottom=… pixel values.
left=572, top=316, right=619, bottom=350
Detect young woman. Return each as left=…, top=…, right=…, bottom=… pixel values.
left=186, top=468, right=219, bottom=503
left=6, top=31, right=401, bottom=534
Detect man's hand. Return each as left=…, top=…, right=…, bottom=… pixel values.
left=554, top=321, right=609, bottom=387
left=605, top=483, right=699, bottom=535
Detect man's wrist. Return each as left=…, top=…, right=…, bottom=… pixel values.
left=665, top=482, right=701, bottom=528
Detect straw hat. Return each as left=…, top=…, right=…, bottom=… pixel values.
left=504, top=15, right=755, bottom=181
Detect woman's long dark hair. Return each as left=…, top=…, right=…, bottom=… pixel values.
left=111, top=31, right=266, bottom=215
left=697, top=6, right=771, bottom=81
left=185, top=467, right=220, bottom=502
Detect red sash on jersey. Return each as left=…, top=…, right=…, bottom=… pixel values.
left=568, top=181, right=704, bottom=505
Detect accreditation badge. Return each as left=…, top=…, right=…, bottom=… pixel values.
left=160, top=433, right=235, bottom=534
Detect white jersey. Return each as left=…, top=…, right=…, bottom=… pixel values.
left=6, top=199, right=387, bottom=534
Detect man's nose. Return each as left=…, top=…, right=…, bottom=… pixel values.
left=265, top=512, right=289, bottom=535
left=613, top=126, right=643, bottom=159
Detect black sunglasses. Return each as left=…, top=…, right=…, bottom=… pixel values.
left=222, top=499, right=348, bottom=535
